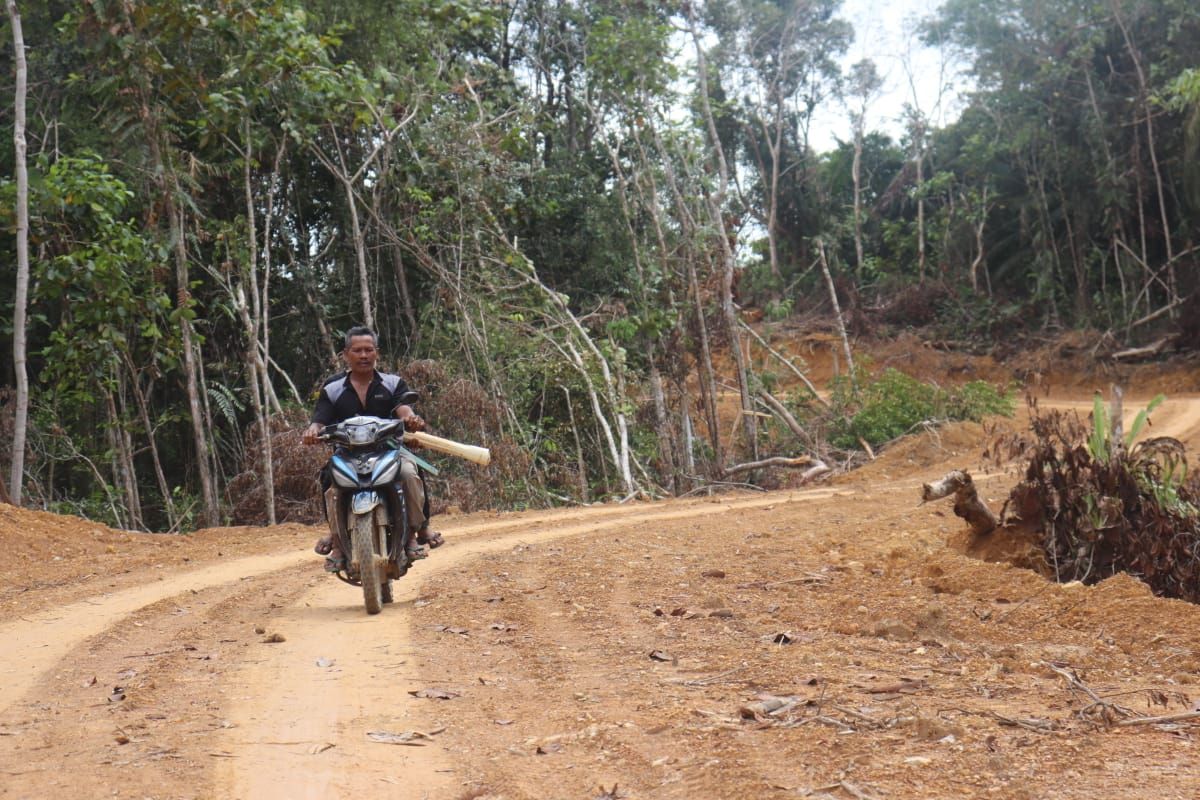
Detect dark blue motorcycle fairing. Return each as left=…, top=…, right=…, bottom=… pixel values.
left=369, top=449, right=401, bottom=486
left=331, top=453, right=359, bottom=486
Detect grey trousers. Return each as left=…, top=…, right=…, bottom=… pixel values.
left=399, top=457, right=427, bottom=533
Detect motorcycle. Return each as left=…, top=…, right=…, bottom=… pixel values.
left=317, top=397, right=438, bottom=614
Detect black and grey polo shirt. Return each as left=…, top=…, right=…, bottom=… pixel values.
left=311, top=371, right=413, bottom=425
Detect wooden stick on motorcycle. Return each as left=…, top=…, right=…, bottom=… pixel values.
left=402, top=431, right=491, bottom=466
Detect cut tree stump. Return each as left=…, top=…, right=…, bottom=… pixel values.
left=921, top=470, right=998, bottom=536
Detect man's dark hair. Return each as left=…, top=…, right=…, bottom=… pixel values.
left=343, top=326, right=378, bottom=350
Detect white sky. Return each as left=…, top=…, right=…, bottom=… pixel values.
left=808, top=0, right=969, bottom=152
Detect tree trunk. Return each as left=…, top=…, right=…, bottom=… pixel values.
left=120, top=0, right=219, bottom=528
left=1112, top=0, right=1177, bottom=312
left=649, top=123, right=722, bottom=467
left=921, top=470, right=998, bottom=536
left=105, top=389, right=142, bottom=531
left=916, top=130, right=927, bottom=283
left=689, top=12, right=756, bottom=459
left=562, top=387, right=589, bottom=502
left=391, top=245, right=419, bottom=351
left=123, top=353, right=178, bottom=530
left=7, top=0, right=29, bottom=506
left=817, top=239, right=855, bottom=379
left=241, top=127, right=276, bottom=525
left=852, top=119, right=866, bottom=281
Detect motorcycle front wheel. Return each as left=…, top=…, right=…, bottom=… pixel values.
left=352, top=512, right=385, bottom=614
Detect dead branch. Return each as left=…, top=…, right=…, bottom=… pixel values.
left=739, top=321, right=828, bottom=407
left=723, top=456, right=813, bottom=477
left=1111, top=335, right=1176, bottom=361
left=989, top=712, right=1057, bottom=733
left=758, top=390, right=806, bottom=438
left=921, top=470, right=998, bottom=535
left=1114, top=710, right=1200, bottom=728
left=1042, top=661, right=1135, bottom=723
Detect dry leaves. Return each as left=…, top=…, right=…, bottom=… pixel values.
left=408, top=687, right=461, bottom=700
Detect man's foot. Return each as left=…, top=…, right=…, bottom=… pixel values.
left=314, top=536, right=334, bottom=556
left=324, top=550, right=347, bottom=573
left=417, top=528, right=444, bottom=549
left=405, top=542, right=428, bottom=561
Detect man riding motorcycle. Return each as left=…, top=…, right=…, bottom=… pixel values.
left=302, top=326, right=443, bottom=571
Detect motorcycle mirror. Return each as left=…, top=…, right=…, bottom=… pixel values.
left=398, top=390, right=420, bottom=406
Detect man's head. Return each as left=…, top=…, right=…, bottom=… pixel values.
left=343, top=326, right=378, bottom=376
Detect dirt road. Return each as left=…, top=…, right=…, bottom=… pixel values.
left=3, top=393, right=1200, bottom=799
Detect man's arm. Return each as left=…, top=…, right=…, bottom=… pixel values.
left=303, top=384, right=336, bottom=445
left=388, top=376, right=425, bottom=430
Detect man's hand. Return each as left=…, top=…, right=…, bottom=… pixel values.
left=403, top=415, right=426, bottom=433
left=302, top=422, right=323, bottom=445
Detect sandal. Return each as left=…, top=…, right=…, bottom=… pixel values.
left=406, top=543, right=428, bottom=561
left=314, top=536, right=334, bottom=556
left=324, top=554, right=347, bottom=573
left=417, top=528, right=444, bottom=549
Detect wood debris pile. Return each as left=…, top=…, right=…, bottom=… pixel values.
left=996, top=403, right=1200, bottom=601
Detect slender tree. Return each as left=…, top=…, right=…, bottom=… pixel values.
left=7, top=0, right=28, bottom=505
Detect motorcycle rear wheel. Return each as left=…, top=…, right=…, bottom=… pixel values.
left=352, top=513, right=383, bottom=614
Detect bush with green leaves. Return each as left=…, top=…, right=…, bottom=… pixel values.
left=829, top=367, right=1014, bottom=450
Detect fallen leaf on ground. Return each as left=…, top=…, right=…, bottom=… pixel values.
left=649, top=650, right=674, bottom=662
left=308, top=742, right=335, bottom=754
left=702, top=569, right=726, bottom=578
left=865, top=679, right=927, bottom=694
left=408, top=687, right=461, bottom=700
left=262, top=633, right=286, bottom=643
left=82, top=676, right=97, bottom=687
left=434, top=625, right=469, bottom=636
left=494, top=719, right=514, bottom=726
left=367, top=730, right=428, bottom=745
left=536, top=742, right=563, bottom=755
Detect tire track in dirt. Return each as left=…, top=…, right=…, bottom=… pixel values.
left=0, top=488, right=851, bottom=719
left=0, top=486, right=849, bottom=798
left=209, top=487, right=853, bottom=799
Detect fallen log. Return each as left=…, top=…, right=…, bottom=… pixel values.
left=723, top=456, right=813, bottom=477
left=1111, top=335, right=1175, bottom=362
left=921, top=470, right=998, bottom=536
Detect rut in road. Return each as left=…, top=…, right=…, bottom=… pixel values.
left=0, top=486, right=846, bottom=799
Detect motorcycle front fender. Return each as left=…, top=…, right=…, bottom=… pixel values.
left=351, top=490, right=384, bottom=517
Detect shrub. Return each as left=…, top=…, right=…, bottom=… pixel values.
left=1000, top=396, right=1200, bottom=601
left=829, top=368, right=1014, bottom=450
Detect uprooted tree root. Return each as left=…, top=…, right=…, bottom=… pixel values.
left=993, top=406, right=1200, bottom=602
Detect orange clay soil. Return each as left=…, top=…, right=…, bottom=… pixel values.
left=2, top=337, right=1200, bottom=800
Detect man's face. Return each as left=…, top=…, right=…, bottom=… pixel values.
left=344, top=336, right=378, bottom=374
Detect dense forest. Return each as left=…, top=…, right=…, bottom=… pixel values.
left=0, top=0, right=1197, bottom=531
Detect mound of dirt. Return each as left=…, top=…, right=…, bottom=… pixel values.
left=0, top=502, right=315, bottom=618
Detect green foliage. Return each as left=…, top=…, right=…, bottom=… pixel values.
left=829, top=367, right=1014, bottom=450
left=1085, top=393, right=1166, bottom=463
